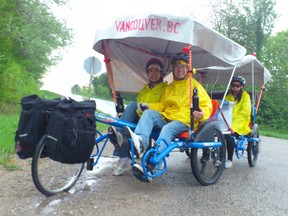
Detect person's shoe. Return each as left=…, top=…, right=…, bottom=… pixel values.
left=108, top=126, right=123, bottom=148
left=132, top=163, right=152, bottom=183
left=224, top=160, right=233, bottom=169
left=124, top=126, right=144, bottom=157
left=113, top=157, right=131, bottom=176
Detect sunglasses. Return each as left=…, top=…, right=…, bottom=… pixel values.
left=231, top=84, right=242, bottom=88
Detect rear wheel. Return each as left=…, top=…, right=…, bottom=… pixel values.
left=31, top=135, right=84, bottom=196
left=190, top=127, right=226, bottom=186
left=247, top=124, right=260, bottom=167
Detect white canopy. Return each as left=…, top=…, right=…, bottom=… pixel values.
left=93, top=13, right=247, bottom=92
left=195, top=55, right=272, bottom=86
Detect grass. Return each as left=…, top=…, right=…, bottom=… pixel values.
left=0, top=112, right=21, bottom=170
left=260, top=129, right=288, bottom=140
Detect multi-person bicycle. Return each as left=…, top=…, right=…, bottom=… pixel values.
left=199, top=54, right=271, bottom=167
left=30, top=14, right=270, bottom=196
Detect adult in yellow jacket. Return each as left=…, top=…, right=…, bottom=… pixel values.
left=137, top=81, right=167, bottom=103
left=123, top=52, right=212, bottom=182
left=109, top=58, right=167, bottom=176
left=224, top=75, right=251, bottom=169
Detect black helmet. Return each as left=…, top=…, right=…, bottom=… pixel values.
left=232, top=75, right=246, bottom=85
left=170, top=52, right=189, bottom=65
left=145, top=58, right=164, bottom=72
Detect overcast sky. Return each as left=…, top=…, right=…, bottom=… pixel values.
left=41, top=0, right=288, bottom=96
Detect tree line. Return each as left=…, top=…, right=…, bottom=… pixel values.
left=71, top=73, right=137, bottom=103
left=0, top=0, right=287, bottom=133
left=210, top=0, right=287, bottom=133
left=0, top=0, right=71, bottom=106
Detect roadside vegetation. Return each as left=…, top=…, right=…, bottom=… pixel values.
left=0, top=90, right=109, bottom=168
left=261, top=130, right=288, bottom=140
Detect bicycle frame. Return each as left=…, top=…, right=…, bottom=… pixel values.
left=89, top=112, right=135, bottom=166
left=231, top=134, right=261, bottom=159
left=138, top=136, right=222, bottom=178
left=90, top=112, right=223, bottom=174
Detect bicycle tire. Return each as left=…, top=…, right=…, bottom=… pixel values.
left=247, top=124, right=260, bottom=167
left=31, top=135, right=84, bottom=196
left=190, top=127, right=226, bottom=186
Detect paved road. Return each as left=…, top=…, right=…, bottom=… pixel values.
left=7, top=135, right=284, bottom=216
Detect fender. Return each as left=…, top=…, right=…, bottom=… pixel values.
left=194, top=121, right=222, bottom=142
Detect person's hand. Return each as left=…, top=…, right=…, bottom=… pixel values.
left=193, top=109, right=203, bottom=120
left=117, top=112, right=123, bottom=118
left=137, top=102, right=149, bottom=114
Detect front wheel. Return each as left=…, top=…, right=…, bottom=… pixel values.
left=190, top=127, right=226, bottom=186
left=31, top=135, right=84, bottom=196
left=247, top=124, right=260, bottom=167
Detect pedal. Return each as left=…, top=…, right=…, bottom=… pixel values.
left=214, top=160, right=221, bottom=167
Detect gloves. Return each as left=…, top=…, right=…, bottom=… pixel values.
left=137, top=102, right=149, bottom=114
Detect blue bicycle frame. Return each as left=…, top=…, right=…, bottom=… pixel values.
left=90, top=112, right=136, bottom=166
left=91, top=112, right=223, bottom=180
left=233, top=134, right=261, bottom=159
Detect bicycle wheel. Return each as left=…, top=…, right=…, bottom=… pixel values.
left=247, top=124, right=260, bottom=167
left=190, top=127, right=226, bottom=186
left=32, top=135, right=85, bottom=196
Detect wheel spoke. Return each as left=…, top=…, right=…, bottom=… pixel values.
left=32, top=136, right=84, bottom=196
left=191, top=127, right=226, bottom=185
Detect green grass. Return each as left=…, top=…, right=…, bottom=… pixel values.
left=41, top=90, right=62, bottom=99
left=260, top=130, right=288, bottom=140
left=0, top=112, right=21, bottom=170
left=0, top=91, right=61, bottom=168
left=96, top=122, right=110, bottom=133
left=0, top=113, right=19, bottom=153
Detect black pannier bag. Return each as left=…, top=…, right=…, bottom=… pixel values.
left=45, top=98, right=96, bottom=164
left=15, top=95, right=61, bottom=159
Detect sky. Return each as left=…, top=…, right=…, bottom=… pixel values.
left=41, top=0, right=288, bottom=96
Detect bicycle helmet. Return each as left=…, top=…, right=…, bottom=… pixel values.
left=232, top=75, right=246, bottom=85
left=170, top=52, right=189, bottom=65
left=146, top=58, right=164, bottom=72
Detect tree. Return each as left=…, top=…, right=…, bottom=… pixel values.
left=258, top=30, right=288, bottom=132
left=0, top=0, right=72, bottom=104
left=71, top=84, right=82, bottom=95
left=209, top=0, right=288, bottom=133
left=210, top=0, right=277, bottom=60
left=92, top=73, right=111, bottom=99
left=91, top=73, right=137, bottom=102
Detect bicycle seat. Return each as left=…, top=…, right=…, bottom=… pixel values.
left=175, top=122, right=207, bottom=140
left=176, top=131, right=189, bottom=139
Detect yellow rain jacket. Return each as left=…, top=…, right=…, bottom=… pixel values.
left=137, top=82, right=167, bottom=103
left=225, top=91, right=252, bottom=135
left=148, top=77, right=212, bottom=129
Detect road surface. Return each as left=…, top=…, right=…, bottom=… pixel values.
left=0, top=136, right=287, bottom=215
